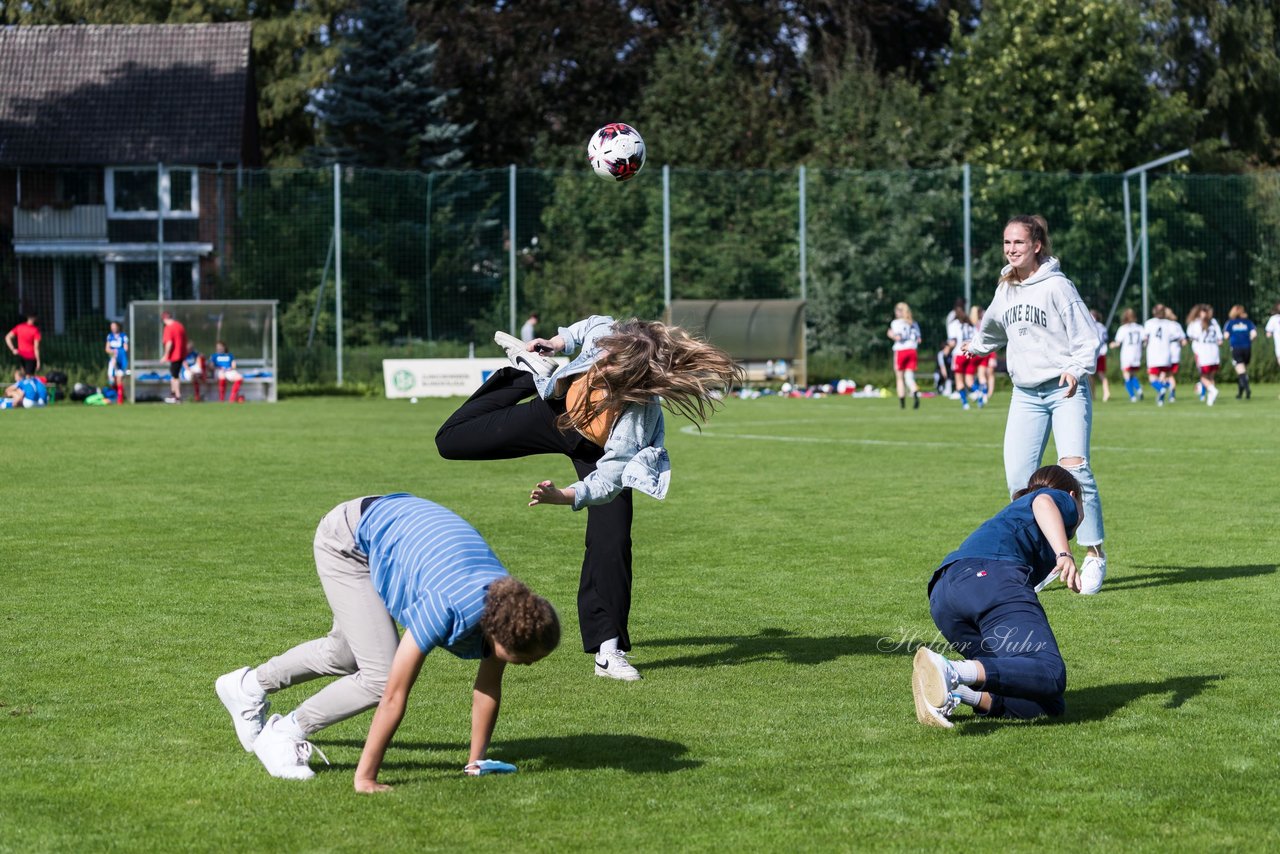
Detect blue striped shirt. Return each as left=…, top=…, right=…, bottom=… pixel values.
left=356, top=494, right=507, bottom=657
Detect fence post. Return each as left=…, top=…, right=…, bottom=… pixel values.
left=1140, top=170, right=1148, bottom=321
left=798, top=165, right=807, bottom=301
left=509, top=164, right=517, bottom=334
left=663, top=164, right=671, bottom=310
left=963, top=163, right=972, bottom=309
left=425, top=171, right=434, bottom=340
left=157, top=161, right=165, bottom=300
left=334, top=163, right=344, bottom=387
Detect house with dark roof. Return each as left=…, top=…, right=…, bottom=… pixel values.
left=0, top=23, right=259, bottom=333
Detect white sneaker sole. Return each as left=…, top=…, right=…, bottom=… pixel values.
left=594, top=663, right=643, bottom=682
left=911, top=648, right=953, bottom=729
left=493, top=331, right=525, bottom=351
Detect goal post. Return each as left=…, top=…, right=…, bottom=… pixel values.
left=127, top=300, right=279, bottom=403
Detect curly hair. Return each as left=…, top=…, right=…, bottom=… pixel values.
left=557, top=318, right=744, bottom=436
left=480, top=576, right=560, bottom=656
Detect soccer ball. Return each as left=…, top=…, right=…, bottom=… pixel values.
left=587, top=123, right=646, bottom=183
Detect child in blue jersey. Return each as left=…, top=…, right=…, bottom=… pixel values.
left=2, top=368, right=48, bottom=409
left=210, top=341, right=244, bottom=402
left=1223, top=305, right=1257, bottom=400
left=105, top=321, right=129, bottom=405
left=216, top=493, right=560, bottom=790
left=912, top=465, right=1085, bottom=728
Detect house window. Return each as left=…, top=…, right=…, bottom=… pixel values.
left=57, top=170, right=103, bottom=205
left=107, top=167, right=199, bottom=218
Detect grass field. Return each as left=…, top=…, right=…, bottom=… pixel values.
left=3, top=387, right=1278, bottom=852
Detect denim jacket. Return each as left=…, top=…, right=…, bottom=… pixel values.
left=533, top=315, right=669, bottom=510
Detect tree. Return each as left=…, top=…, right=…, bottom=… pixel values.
left=940, top=0, right=1201, bottom=173
left=311, top=0, right=467, bottom=170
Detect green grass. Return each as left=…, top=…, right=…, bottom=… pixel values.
left=2, top=388, right=1278, bottom=852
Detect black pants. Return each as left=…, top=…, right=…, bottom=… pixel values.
left=435, top=368, right=634, bottom=653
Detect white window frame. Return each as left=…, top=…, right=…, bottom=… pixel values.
left=105, top=166, right=200, bottom=220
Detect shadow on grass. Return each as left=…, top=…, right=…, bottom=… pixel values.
left=642, top=627, right=905, bottom=670
left=1097, top=564, right=1275, bottom=592
left=955, top=674, right=1223, bottom=733
left=320, top=733, right=699, bottom=774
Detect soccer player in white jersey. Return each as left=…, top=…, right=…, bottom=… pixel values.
left=1164, top=306, right=1186, bottom=402
left=1186, top=304, right=1224, bottom=406
left=961, top=214, right=1107, bottom=594
left=1265, top=302, right=1280, bottom=392
left=1142, top=304, right=1174, bottom=406
left=887, top=302, right=922, bottom=409
left=1111, top=308, right=1145, bottom=401
left=216, top=493, right=560, bottom=788
left=1090, top=309, right=1110, bottom=402
left=947, top=311, right=980, bottom=409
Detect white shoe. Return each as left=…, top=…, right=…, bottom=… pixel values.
left=494, top=331, right=556, bottom=377
left=163, top=396, right=181, bottom=404
left=215, top=667, right=270, bottom=751
left=253, top=714, right=327, bottom=780
left=1206, top=386, right=1219, bottom=406
left=1080, top=553, right=1107, bottom=595
left=594, top=650, right=643, bottom=681
left=912, top=648, right=960, bottom=729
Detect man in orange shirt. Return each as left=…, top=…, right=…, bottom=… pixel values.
left=161, top=311, right=189, bottom=404
left=6, top=313, right=41, bottom=375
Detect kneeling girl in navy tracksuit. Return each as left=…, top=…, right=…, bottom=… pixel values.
left=912, top=464, right=1085, bottom=728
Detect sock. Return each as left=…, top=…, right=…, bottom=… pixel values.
left=219, top=378, right=227, bottom=400
left=244, top=668, right=268, bottom=700
left=955, top=685, right=984, bottom=707
left=231, top=378, right=243, bottom=400
left=899, top=395, right=905, bottom=408
left=913, top=390, right=920, bottom=409
left=193, top=384, right=201, bottom=401
left=598, top=637, right=620, bottom=657
left=1243, top=373, right=1251, bottom=394
left=116, top=381, right=124, bottom=403
left=959, top=387, right=969, bottom=406
left=953, top=659, right=982, bottom=685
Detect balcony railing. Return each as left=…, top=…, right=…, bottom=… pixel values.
left=13, top=205, right=108, bottom=242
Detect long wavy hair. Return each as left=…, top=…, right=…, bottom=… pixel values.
left=558, top=318, right=744, bottom=435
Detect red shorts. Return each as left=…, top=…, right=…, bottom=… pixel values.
left=1199, top=364, right=1219, bottom=377
left=1095, top=355, right=1107, bottom=373
left=894, top=350, right=918, bottom=371
left=1169, top=362, right=1181, bottom=374
left=953, top=353, right=979, bottom=375
left=1147, top=366, right=1169, bottom=377
left=1123, top=364, right=1141, bottom=372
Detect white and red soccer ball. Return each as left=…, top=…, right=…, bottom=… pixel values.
left=587, top=123, right=646, bottom=183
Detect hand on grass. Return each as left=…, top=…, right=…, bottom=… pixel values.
left=1056, top=554, right=1081, bottom=593
left=354, top=777, right=392, bottom=793
left=529, top=481, right=573, bottom=506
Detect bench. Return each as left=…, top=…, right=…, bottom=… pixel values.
left=130, top=359, right=277, bottom=402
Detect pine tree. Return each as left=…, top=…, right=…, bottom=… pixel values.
left=312, top=0, right=467, bottom=170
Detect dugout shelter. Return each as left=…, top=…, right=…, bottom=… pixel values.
left=127, top=300, right=278, bottom=402
left=667, top=299, right=806, bottom=386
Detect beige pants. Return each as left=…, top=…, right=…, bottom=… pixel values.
left=255, top=497, right=400, bottom=734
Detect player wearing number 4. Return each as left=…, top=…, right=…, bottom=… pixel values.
left=887, top=302, right=922, bottom=409
left=436, top=316, right=741, bottom=682
left=913, top=465, right=1085, bottom=727
left=211, top=341, right=244, bottom=402
left=215, top=493, right=559, bottom=789
left=961, top=215, right=1106, bottom=595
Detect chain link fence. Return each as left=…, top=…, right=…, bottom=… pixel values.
left=5, top=164, right=1280, bottom=386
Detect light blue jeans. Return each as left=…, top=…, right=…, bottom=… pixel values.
left=1004, top=378, right=1104, bottom=546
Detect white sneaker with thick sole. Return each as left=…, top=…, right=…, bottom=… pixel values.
left=912, top=647, right=961, bottom=729
left=594, top=650, right=643, bottom=681
left=1080, top=553, right=1107, bottom=595
left=215, top=666, right=270, bottom=751
left=252, top=714, right=327, bottom=780
left=494, top=331, right=556, bottom=377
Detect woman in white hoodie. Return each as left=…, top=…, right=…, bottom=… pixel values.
left=962, top=215, right=1107, bottom=595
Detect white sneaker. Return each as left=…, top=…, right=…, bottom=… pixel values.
left=163, top=396, right=181, bottom=404
left=253, top=714, right=327, bottom=780
left=912, top=648, right=960, bottom=729
left=215, top=667, right=270, bottom=751
left=1206, top=385, right=1219, bottom=406
left=1080, top=553, right=1107, bottom=595
left=594, top=650, right=643, bottom=681
left=494, top=331, right=556, bottom=377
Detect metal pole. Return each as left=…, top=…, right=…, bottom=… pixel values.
left=334, top=163, right=344, bottom=386
left=962, top=163, right=972, bottom=308
left=425, top=172, right=434, bottom=340
left=1140, top=170, right=1149, bottom=321
left=797, top=166, right=807, bottom=301
left=663, top=164, right=671, bottom=310
left=509, top=165, right=517, bottom=334
left=157, top=162, right=165, bottom=300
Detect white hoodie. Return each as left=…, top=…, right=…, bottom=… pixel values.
left=968, top=257, right=1098, bottom=387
